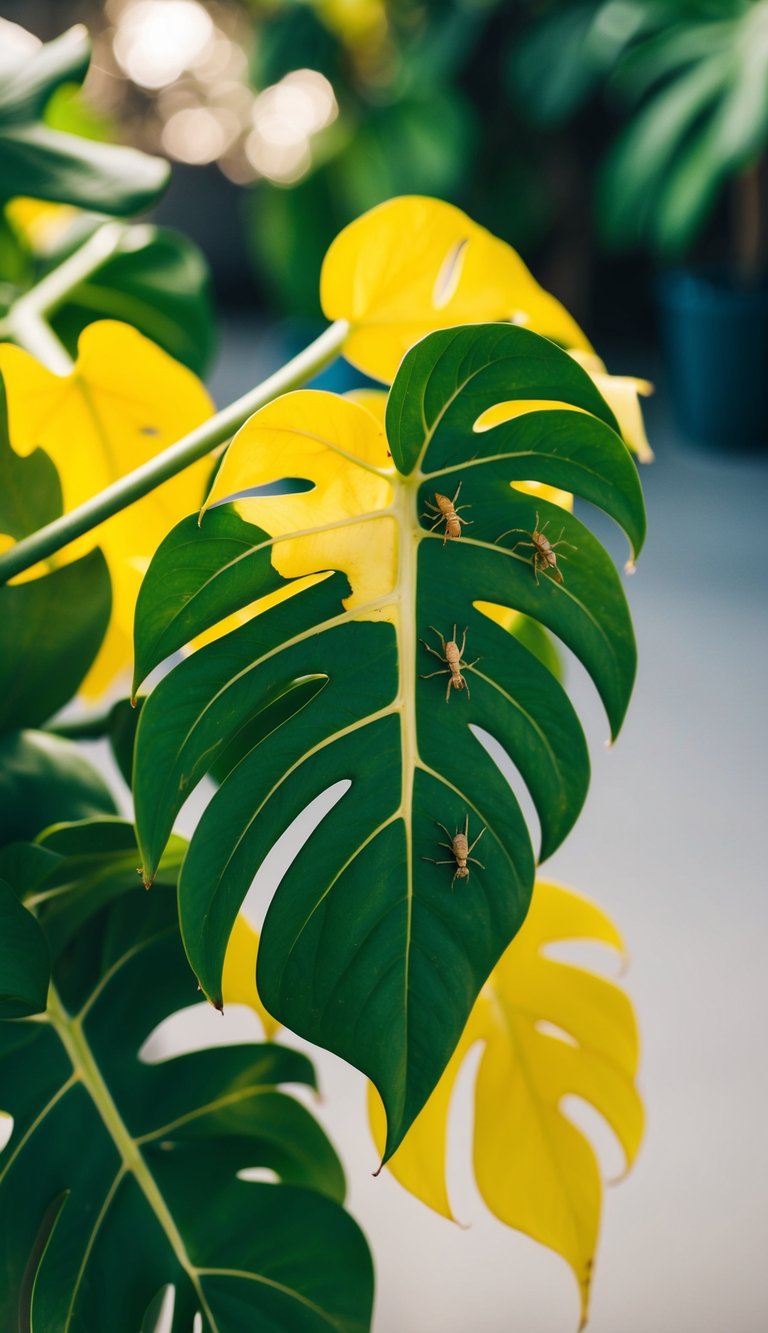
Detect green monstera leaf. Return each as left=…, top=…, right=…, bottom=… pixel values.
left=0, top=819, right=373, bottom=1332
left=132, top=323, right=645, bottom=1159
left=0, top=26, right=168, bottom=213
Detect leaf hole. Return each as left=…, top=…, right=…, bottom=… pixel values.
left=237, top=1167, right=280, bottom=1185
left=208, top=478, right=316, bottom=508
left=472, top=400, right=577, bottom=432
left=468, top=724, right=541, bottom=854
left=0, top=1112, right=13, bottom=1152
left=432, top=238, right=469, bottom=309
left=560, top=1094, right=627, bottom=1181
left=535, top=1019, right=578, bottom=1048
left=541, top=938, right=625, bottom=977
left=239, top=779, right=351, bottom=929
left=143, top=1285, right=176, bottom=1333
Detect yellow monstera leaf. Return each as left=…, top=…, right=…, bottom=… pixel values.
left=369, top=880, right=644, bottom=1327
left=202, top=387, right=396, bottom=610
left=322, top=195, right=593, bottom=382
left=0, top=320, right=213, bottom=694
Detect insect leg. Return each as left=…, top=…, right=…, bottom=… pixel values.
left=420, top=669, right=449, bottom=680
left=468, top=857, right=485, bottom=870
left=467, top=826, right=486, bottom=855
left=451, top=481, right=463, bottom=505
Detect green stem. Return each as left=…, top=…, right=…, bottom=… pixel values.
left=0, top=318, right=350, bottom=584
left=0, top=220, right=131, bottom=373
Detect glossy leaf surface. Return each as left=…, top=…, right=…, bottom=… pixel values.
left=370, top=879, right=644, bottom=1327
left=133, top=323, right=644, bottom=1158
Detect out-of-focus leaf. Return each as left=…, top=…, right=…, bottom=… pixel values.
left=599, top=53, right=729, bottom=251
left=50, top=226, right=216, bottom=377
left=0, top=26, right=168, bottom=214
left=0, top=368, right=60, bottom=542
left=321, top=195, right=593, bottom=382
left=0, top=730, right=115, bottom=846
left=0, top=877, right=49, bottom=1017
left=0, top=368, right=111, bottom=730
left=369, top=879, right=644, bottom=1329
left=0, top=321, right=213, bottom=696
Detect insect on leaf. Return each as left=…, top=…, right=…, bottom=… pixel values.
left=0, top=822, right=373, bottom=1332
left=369, top=879, right=644, bottom=1329
left=133, top=321, right=645, bottom=1160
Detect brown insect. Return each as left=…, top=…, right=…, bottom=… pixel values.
left=422, top=482, right=472, bottom=543
left=424, top=815, right=486, bottom=886
left=495, top=511, right=576, bottom=584
left=420, top=624, right=479, bottom=701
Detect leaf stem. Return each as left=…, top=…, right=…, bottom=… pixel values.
left=0, top=221, right=131, bottom=374
left=0, top=318, right=350, bottom=584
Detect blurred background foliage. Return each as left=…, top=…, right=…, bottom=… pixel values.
left=3, top=0, right=767, bottom=348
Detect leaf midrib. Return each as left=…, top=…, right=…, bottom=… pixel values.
left=46, top=981, right=222, bottom=1332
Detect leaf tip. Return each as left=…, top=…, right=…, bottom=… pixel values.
left=624, top=558, right=636, bottom=576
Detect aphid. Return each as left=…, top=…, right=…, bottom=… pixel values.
left=423, top=815, right=486, bottom=886
left=420, top=624, right=479, bottom=701
left=422, top=482, right=472, bottom=544
left=495, top=510, right=576, bottom=585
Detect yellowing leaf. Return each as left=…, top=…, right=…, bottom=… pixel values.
left=202, top=388, right=396, bottom=611
left=369, top=880, right=644, bottom=1327
left=221, top=914, right=280, bottom=1041
left=569, top=351, right=654, bottom=463
left=321, top=195, right=593, bottom=382
left=0, top=321, right=213, bottom=694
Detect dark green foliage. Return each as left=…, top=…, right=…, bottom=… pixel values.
left=0, top=819, right=374, bottom=1332
left=132, top=325, right=645, bottom=1158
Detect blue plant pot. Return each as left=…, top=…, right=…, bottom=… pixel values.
left=656, top=268, right=768, bottom=449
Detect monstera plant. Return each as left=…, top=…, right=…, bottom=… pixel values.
left=0, top=23, right=647, bottom=1332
